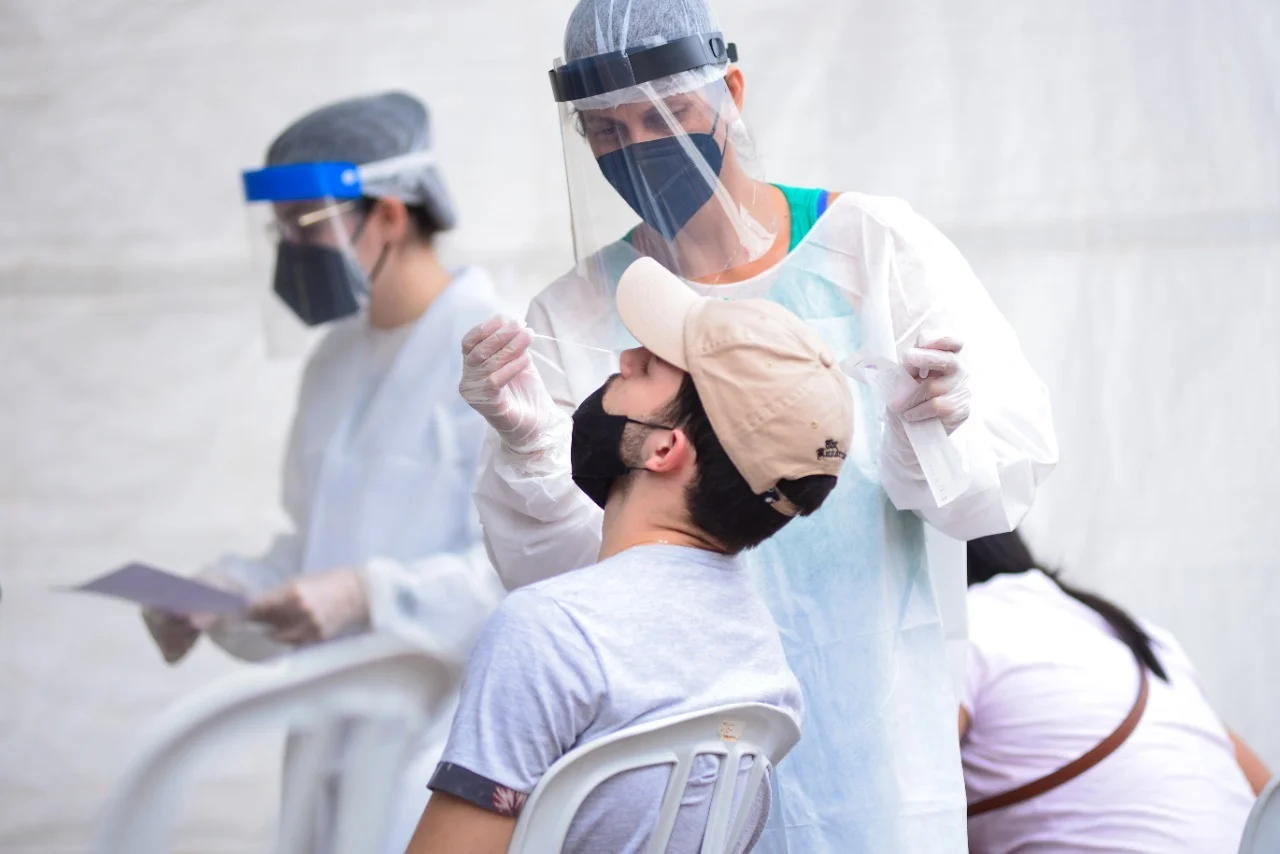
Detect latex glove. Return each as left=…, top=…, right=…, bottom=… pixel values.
left=889, top=332, right=972, bottom=434
left=248, top=569, right=369, bottom=646
left=459, top=316, right=562, bottom=455
left=142, top=608, right=216, bottom=664
left=141, top=572, right=238, bottom=664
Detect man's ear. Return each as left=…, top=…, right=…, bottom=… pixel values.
left=644, top=427, right=695, bottom=475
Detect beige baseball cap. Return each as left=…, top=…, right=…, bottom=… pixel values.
left=616, top=257, right=854, bottom=516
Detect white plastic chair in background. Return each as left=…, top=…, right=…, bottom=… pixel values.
left=508, top=703, right=801, bottom=854
left=92, top=633, right=452, bottom=854
left=1239, top=776, right=1280, bottom=854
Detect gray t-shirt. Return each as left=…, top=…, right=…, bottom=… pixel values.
left=429, top=544, right=803, bottom=852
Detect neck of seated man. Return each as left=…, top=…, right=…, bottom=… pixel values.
left=598, top=466, right=726, bottom=561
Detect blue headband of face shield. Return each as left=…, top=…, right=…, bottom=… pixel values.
left=241, top=161, right=364, bottom=203
left=241, top=162, right=379, bottom=327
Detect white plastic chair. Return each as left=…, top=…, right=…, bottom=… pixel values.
left=1239, top=776, right=1280, bottom=853
left=93, top=633, right=453, bottom=854
left=508, top=703, right=801, bottom=854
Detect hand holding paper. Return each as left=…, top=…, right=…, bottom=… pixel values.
left=73, top=563, right=249, bottom=614
left=248, top=568, right=369, bottom=646
left=71, top=563, right=250, bottom=665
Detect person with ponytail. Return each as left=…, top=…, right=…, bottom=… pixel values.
left=960, top=530, right=1269, bottom=853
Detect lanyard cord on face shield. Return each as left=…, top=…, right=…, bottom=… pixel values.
left=966, top=653, right=1150, bottom=817
left=349, top=206, right=391, bottom=286
left=675, top=106, right=772, bottom=286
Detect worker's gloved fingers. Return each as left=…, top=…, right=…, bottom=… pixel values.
left=902, top=395, right=960, bottom=423
left=253, top=570, right=368, bottom=646
left=476, top=326, right=532, bottom=376
left=485, top=351, right=533, bottom=393
left=886, top=330, right=972, bottom=435
left=461, top=315, right=508, bottom=357
left=916, top=332, right=964, bottom=354
left=458, top=318, right=562, bottom=455
left=902, top=347, right=960, bottom=379
left=463, top=320, right=527, bottom=370
left=247, top=588, right=297, bottom=626
left=270, top=621, right=321, bottom=646
left=889, top=372, right=961, bottom=414
left=460, top=320, right=538, bottom=435
left=251, top=597, right=313, bottom=644
left=142, top=608, right=200, bottom=664
left=902, top=387, right=972, bottom=434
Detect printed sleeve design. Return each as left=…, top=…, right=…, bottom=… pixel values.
left=429, top=761, right=530, bottom=817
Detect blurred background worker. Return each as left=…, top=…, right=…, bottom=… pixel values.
left=140, top=92, right=506, bottom=854
left=961, top=531, right=1270, bottom=854
left=459, top=0, right=1057, bottom=850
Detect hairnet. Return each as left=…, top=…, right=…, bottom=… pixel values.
left=265, top=92, right=456, bottom=231
left=561, top=0, right=729, bottom=108
left=564, top=0, right=719, bottom=58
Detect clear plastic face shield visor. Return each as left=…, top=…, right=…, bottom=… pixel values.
left=239, top=151, right=436, bottom=357
left=549, top=33, right=779, bottom=284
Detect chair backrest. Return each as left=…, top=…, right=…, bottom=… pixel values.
left=1239, top=776, right=1280, bottom=854
left=507, top=703, right=801, bottom=854
left=92, top=634, right=453, bottom=854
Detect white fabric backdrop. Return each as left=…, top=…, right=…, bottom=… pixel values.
left=2, top=1, right=1276, bottom=850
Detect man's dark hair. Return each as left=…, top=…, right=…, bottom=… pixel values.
left=356, top=196, right=441, bottom=244
left=661, top=374, right=837, bottom=554
left=967, top=531, right=1169, bottom=682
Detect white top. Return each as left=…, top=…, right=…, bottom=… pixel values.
left=962, top=570, right=1253, bottom=853
left=209, top=267, right=507, bottom=650
left=435, top=545, right=803, bottom=853
left=204, top=267, right=510, bottom=854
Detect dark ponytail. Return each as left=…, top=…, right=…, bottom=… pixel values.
left=967, top=531, right=1168, bottom=682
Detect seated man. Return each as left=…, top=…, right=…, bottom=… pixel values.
left=406, top=258, right=854, bottom=853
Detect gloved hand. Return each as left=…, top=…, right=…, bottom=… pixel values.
left=889, top=332, right=972, bottom=434
left=459, top=316, right=563, bottom=455
left=142, top=609, right=210, bottom=664
left=248, top=569, right=369, bottom=646
left=141, top=572, right=238, bottom=664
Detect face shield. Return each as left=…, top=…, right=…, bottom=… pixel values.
left=240, top=150, right=437, bottom=355
left=549, top=33, right=779, bottom=284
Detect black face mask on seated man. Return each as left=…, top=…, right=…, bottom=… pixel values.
left=569, top=382, right=671, bottom=509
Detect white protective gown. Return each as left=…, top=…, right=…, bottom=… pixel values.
left=205, top=266, right=507, bottom=854
left=474, top=193, right=1059, bottom=852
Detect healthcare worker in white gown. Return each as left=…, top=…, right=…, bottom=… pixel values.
left=457, top=2, right=1059, bottom=851
left=141, top=92, right=506, bottom=854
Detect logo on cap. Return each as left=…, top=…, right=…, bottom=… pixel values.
left=816, top=439, right=847, bottom=462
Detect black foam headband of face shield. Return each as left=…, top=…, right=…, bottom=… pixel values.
left=548, top=32, right=738, bottom=103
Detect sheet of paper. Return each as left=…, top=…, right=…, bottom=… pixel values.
left=70, top=562, right=248, bottom=614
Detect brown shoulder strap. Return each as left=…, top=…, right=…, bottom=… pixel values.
left=967, top=662, right=1149, bottom=818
